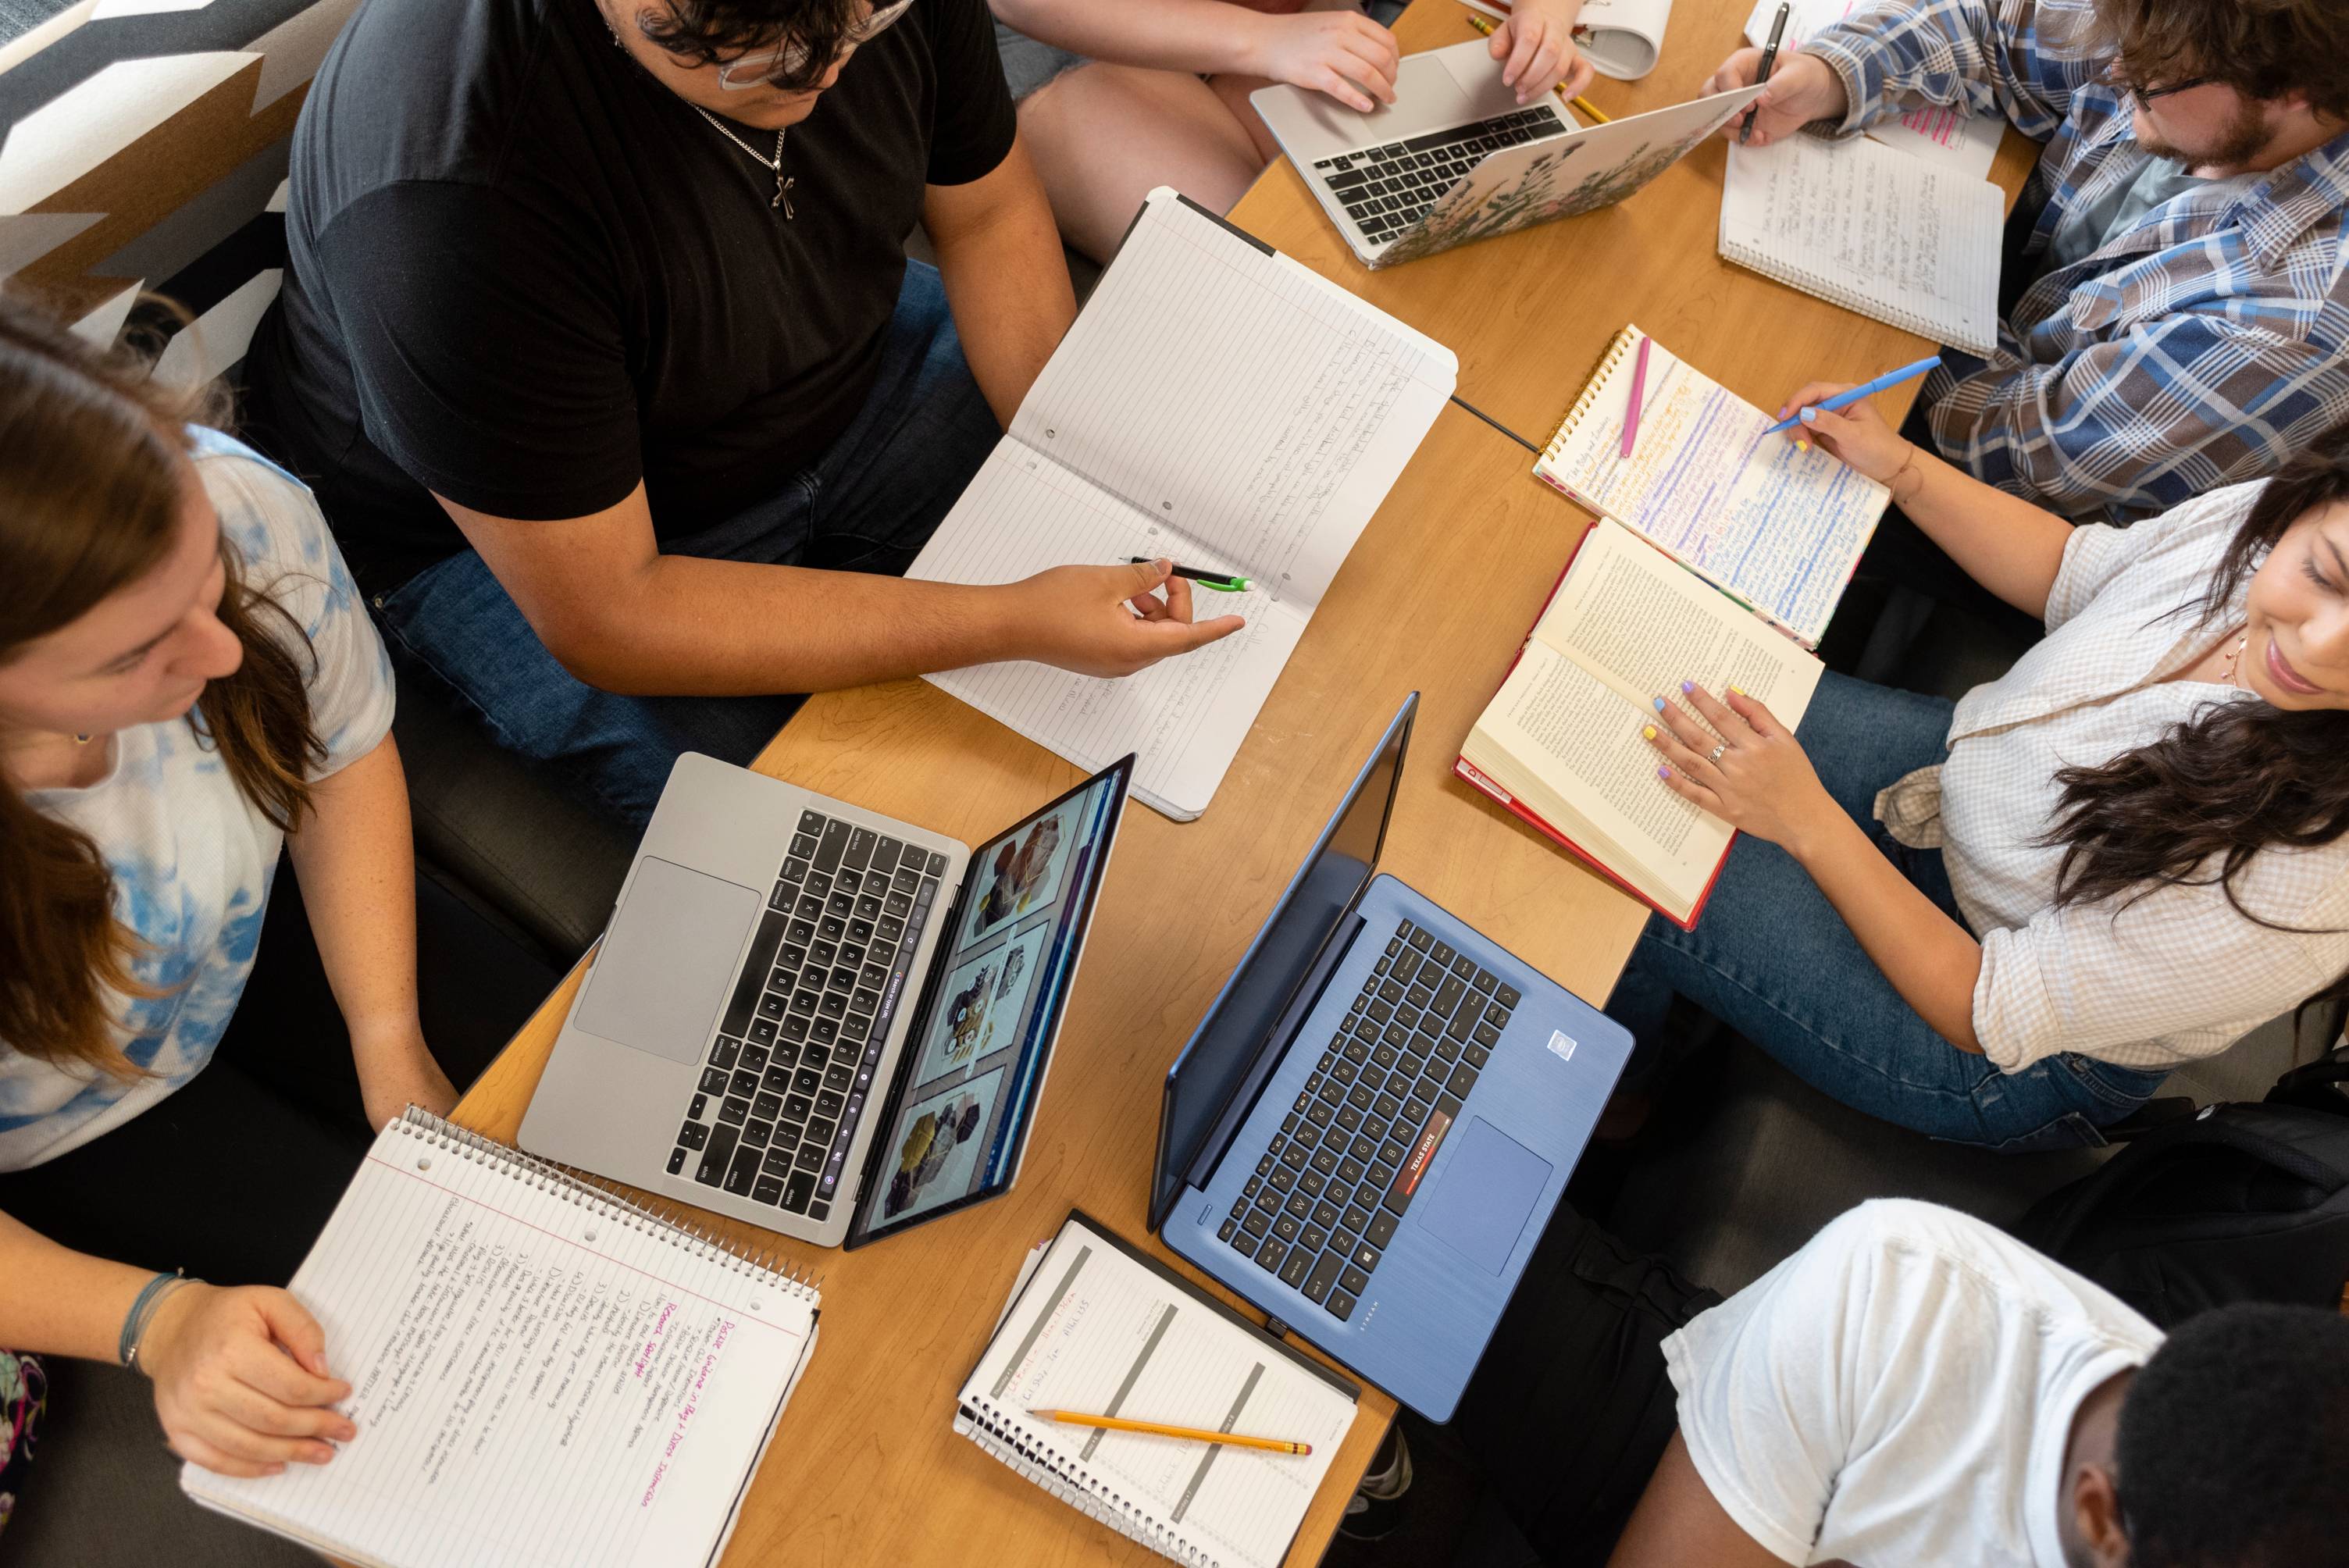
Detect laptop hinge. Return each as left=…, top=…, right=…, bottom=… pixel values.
left=1182, top=909, right=1369, bottom=1199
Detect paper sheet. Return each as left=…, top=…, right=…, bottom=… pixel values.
left=909, top=190, right=1455, bottom=819
left=182, top=1122, right=815, bottom=1568
left=1742, top=0, right=2005, bottom=180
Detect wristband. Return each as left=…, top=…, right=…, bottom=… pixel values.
left=119, top=1269, right=195, bottom=1372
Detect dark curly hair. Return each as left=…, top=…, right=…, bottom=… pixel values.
left=629, top=0, right=870, bottom=91
left=2041, top=422, right=2349, bottom=1040
left=2116, top=1304, right=2349, bottom=1568
left=2096, top=0, right=2349, bottom=122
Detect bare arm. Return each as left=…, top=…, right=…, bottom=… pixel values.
left=1778, top=382, right=2075, bottom=619
left=923, top=137, right=1077, bottom=426
left=990, top=0, right=1297, bottom=76
left=285, top=732, right=460, bottom=1129
left=1608, top=1432, right=1789, bottom=1568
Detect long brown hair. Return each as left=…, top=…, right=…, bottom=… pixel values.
left=2044, top=424, right=2349, bottom=1039
left=0, top=294, right=324, bottom=1078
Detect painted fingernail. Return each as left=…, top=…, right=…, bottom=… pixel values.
left=1729, top=684, right=1746, bottom=697
left=1679, top=679, right=1695, bottom=693
left=1642, top=725, right=1657, bottom=739
left=1652, top=697, right=1666, bottom=712
left=1795, top=440, right=1810, bottom=452
left=1798, top=406, right=1819, bottom=425
left=1656, top=766, right=1672, bottom=779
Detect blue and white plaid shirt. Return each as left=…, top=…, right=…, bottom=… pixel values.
left=1804, top=0, right=2349, bottom=522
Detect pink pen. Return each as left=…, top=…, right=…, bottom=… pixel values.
left=1620, top=335, right=1652, bottom=460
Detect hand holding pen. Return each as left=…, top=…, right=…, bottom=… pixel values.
left=1739, top=3, right=1790, bottom=144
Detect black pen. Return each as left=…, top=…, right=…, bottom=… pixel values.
left=1127, top=557, right=1252, bottom=592
left=1741, top=2, right=1791, bottom=145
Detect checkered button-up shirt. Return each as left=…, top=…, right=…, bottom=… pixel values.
left=1803, top=0, right=2349, bottom=523
left=1873, top=480, right=2349, bottom=1073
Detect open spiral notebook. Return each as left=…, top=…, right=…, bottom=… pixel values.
left=181, top=1109, right=820, bottom=1568
left=957, top=1212, right=1359, bottom=1567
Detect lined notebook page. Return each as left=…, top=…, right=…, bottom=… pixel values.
left=182, top=1119, right=816, bottom=1568
left=910, top=187, right=1455, bottom=821
left=1533, top=330, right=1887, bottom=646
left=1720, top=134, right=2002, bottom=355
left=959, top=1215, right=1357, bottom=1568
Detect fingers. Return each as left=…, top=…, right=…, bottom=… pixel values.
left=1330, top=39, right=1399, bottom=106
left=251, top=1290, right=343, bottom=1388
left=212, top=1368, right=352, bottom=1449
left=1142, top=612, right=1246, bottom=658
left=1722, top=686, right=1786, bottom=739
left=1702, top=46, right=1762, bottom=100
left=1160, top=572, right=1196, bottom=624
left=168, top=1431, right=284, bottom=1480
left=1653, top=761, right=1723, bottom=814
left=1559, top=48, right=1598, bottom=102
left=1641, top=715, right=1715, bottom=779
left=1502, top=16, right=1545, bottom=89
left=1124, top=557, right=1172, bottom=599
left=1678, top=682, right=1753, bottom=740
left=230, top=1333, right=352, bottom=1413
left=1314, top=62, right=1378, bottom=113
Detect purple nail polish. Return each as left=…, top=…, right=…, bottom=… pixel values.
left=1656, top=766, right=1671, bottom=779
left=1679, top=679, right=1695, bottom=693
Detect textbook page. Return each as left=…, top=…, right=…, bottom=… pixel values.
left=910, top=188, right=1456, bottom=820
left=1465, top=521, right=1822, bottom=915
left=1720, top=135, right=2003, bottom=355
left=960, top=1215, right=1359, bottom=1568
left=181, top=1122, right=816, bottom=1568
left=1534, top=332, right=1887, bottom=647
left=1741, top=0, right=2004, bottom=179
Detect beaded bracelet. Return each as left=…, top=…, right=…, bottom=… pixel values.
left=119, top=1268, right=194, bottom=1372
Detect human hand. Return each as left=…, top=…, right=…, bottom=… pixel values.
left=1487, top=0, right=1596, bottom=105
left=356, top=1034, right=459, bottom=1132
left=141, top=1282, right=357, bottom=1478
left=1245, top=9, right=1399, bottom=112
left=1700, top=48, right=1845, bottom=145
left=1641, top=682, right=1839, bottom=853
left=1015, top=559, right=1246, bottom=678
left=1773, top=380, right=1916, bottom=483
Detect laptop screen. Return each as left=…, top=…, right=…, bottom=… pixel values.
left=849, top=757, right=1132, bottom=1245
left=1150, top=696, right=1414, bottom=1232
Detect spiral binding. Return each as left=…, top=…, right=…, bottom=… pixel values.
left=392, top=1108, right=820, bottom=1302
left=1541, top=323, right=1643, bottom=463
left=959, top=1396, right=1218, bottom=1567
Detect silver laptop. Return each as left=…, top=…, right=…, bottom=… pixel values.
left=520, top=750, right=1134, bottom=1249
left=1254, top=39, right=1763, bottom=268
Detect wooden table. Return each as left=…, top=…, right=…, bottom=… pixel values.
left=449, top=2, right=2038, bottom=1559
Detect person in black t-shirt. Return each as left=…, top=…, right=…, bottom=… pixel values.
left=242, top=0, right=1243, bottom=826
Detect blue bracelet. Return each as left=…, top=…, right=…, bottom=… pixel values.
left=118, top=1269, right=184, bottom=1368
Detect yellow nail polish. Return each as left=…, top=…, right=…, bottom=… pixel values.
left=1795, top=440, right=1809, bottom=453
left=1642, top=725, right=1657, bottom=739
left=1728, top=685, right=1745, bottom=697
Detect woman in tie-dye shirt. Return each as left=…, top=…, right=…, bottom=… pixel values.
left=0, top=297, right=481, bottom=1481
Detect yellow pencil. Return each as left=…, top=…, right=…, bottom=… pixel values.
left=1460, top=9, right=1612, bottom=121
left=1028, top=1410, right=1313, bottom=1456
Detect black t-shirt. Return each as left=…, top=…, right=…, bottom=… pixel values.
left=243, top=0, right=1015, bottom=593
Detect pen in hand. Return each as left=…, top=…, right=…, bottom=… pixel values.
left=1741, top=2, right=1791, bottom=144
left=1128, top=558, right=1252, bottom=592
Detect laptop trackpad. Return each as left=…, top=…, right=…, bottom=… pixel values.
left=1418, top=1118, right=1551, bottom=1274
left=574, top=857, right=760, bottom=1064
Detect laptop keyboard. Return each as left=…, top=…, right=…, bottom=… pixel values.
left=667, top=811, right=946, bottom=1223
left=1219, top=918, right=1521, bottom=1322
left=1315, top=107, right=1566, bottom=244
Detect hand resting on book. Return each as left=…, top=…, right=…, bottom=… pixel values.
left=1642, top=682, right=1836, bottom=853
left=143, top=1282, right=355, bottom=1478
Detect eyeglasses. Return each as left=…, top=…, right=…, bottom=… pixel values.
left=715, top=0, right=914, bottom=90
left=2110, top=64, right=2215, bottom=106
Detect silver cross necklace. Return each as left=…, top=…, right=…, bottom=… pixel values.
left=692, top=106, right=794, bottom=218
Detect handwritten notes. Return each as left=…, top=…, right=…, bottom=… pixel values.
left=1742, top=0, right=2005, bottom=179
left=183, top=1121, right=817, bottom=1568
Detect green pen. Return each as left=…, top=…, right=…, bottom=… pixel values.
left=1128, top=556, right=1251, bottom=592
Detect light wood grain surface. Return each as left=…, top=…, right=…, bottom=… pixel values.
left=448, top=0, right=2037, bottom=1559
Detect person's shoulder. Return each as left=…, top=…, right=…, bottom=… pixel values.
left=190, top=429, right=363, bottom=628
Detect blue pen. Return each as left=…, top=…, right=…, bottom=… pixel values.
left=1760, top=355, right=1943, bottom=437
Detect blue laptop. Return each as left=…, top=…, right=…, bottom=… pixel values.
left=1150, top=693, right=1631, bottom=1420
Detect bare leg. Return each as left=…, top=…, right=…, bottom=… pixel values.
left=1019, top=62, right=1267, bottom=262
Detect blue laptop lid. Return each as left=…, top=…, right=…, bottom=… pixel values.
left=1148, top=695, right=1417, bottom=1233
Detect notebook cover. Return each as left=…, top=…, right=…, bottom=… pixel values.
left=1453, top=522, right=1730, bottom=932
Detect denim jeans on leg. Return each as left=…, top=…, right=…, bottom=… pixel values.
left=374, top=261, right=1002, bottom=829
left=1603, top=672, right=2169, bottom=1151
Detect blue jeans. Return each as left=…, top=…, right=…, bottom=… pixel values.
left=1602, top=672, right=2169, bottom=1152
left=376, top=261, right=1002, bottom=828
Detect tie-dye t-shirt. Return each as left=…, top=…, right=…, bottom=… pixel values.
left=0, top=428, right=395, bottom=1170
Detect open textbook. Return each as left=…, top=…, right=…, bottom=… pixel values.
left=1458, top=517, right=1824, bottom=926
left=907, top=188, right=1456, bottom=821
left=1720, top=130, right=2004, bottom=356
left=1742, top=0, right=2005, bottom=180
left=1531, top=324, right=1888, bottom=648
left=181, top=1111, right=819, bottom=1568
left=957, top=1211, right=1360, bottom=1567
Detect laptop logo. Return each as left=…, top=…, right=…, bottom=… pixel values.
left=1546, top=1031, right=1578, bottom=1064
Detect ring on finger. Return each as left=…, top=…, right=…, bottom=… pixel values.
left=1706, top=743, right=1727, bottom=765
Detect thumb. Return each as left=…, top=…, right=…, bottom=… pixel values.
left=255, top=1289, right=333, bottom=1380
left=1488, top=20, right=1511, bottom=57
left=1795, top=403, right=1862, bottom=444
left=1156, top=613, right=1247, bottom=654
left=1125, top=557, right=1172, bottom=597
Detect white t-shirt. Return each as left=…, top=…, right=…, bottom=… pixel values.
left=1664, top=1199, right=2162, bottom=1567
left=0, top=429, right=395, bottom=1170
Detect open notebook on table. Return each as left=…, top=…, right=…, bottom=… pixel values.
left=957, top=1210, right=1360, bottom=1567
left=1458, top=516, right=1824, bottom=926
left=907, top=187, right=1456, bottom=821
left=1531, top=323, right=1888, bottom=648
left=182, top=1110, right=820, bottom=1568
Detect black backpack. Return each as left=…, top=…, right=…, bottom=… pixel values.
left=2018, top=1046, right=2349, bottom=1327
